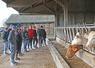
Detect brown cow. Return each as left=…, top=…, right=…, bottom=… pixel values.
left=65, top=44, right=83, bottom=59
left=65, top=32, right=83, bottom=59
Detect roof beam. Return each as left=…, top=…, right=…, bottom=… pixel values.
left=44, top=5, right=55, bottom=13
left=20, top=7, right=31, bottom=12
left=53, top=0, right=64, bottom=9
left=7, top=0, right=37, bottom=7
left=32, top=2, right=43, bottom=8
left=7, top=4, right=32, bottom=7
left=19, top=13, right=53, bottom=15
left=20, top=11, right=54, bottom=14
left=32, top=0, right=52, bottom=8
left=19, top=13, right=40, bottom=15
left=42, top=0, right=55, bottom=13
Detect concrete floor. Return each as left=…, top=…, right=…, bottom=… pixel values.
left=0, top=46, right=56, bottom=68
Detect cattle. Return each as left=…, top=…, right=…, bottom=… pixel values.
left=65, top=32, right=83, bottom=59
left=65, top=31, right=95, bottom=59
left=85, top=31, right=95, bottom=52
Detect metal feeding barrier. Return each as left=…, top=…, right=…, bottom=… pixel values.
left=55, top=24, right=95, bottom=55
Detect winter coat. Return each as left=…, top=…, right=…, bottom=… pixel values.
left=28, top=28, right=33, bottom=39
left=33, top=29, right=37, bottom=38
left=3, top=30, right=9, bottom=42
left=37, top=28, right=46, bottom=38
left=8, top=30, right=16, bottom=45
left=16, top=32, right=22, bottom=43
left=23, top=30, right=28, bottom=40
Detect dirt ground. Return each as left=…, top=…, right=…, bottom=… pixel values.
left=52, top=41, right=92, bottom=68
left=0, top=46, right=56, bottom=68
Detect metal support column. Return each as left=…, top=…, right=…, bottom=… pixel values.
left=69, top=28, right=72, bottom=42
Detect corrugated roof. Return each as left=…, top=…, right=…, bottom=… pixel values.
left=6, top=14, right=55, bottom=24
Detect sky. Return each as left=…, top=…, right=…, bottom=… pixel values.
left=0, top=0, right=19, bottom=27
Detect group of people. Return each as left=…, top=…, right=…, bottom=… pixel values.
left=2, top=25, right=47, bottom=66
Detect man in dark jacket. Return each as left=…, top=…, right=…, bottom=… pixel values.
left=8, top=26, right=17, bottom=66
left=16, top=28, right=22, bottom=60
left=37, top=25, right=46, bottom=47
left=33, top=26, right=38, bottom=48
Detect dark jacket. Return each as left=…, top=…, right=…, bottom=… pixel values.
left=3, top=30, right=9, bottom=42
left=16, top=32, right=22, bottom=43
left=37, top=28, right=46, bottom=38
left=33, top=29, right=37, bottom=38
left=8, top=30, right=16, bottom=45
left=23, top=30, right=28, bottom=40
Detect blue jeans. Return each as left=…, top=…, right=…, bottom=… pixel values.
left=24, top=39, right=29, bottom=51
left=33, top=37, right=38, bottom=48
left=29, top=38, right=33, bottom=48
left=38, top=37, right=43, bottom=47
left=9, top=42, right=16, bottom=64
left=3, top=41, right=9, bottom=55
left=38, top=37, right=46, bottom=47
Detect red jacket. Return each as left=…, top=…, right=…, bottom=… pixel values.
left=28, top=28, right=33, bottom=39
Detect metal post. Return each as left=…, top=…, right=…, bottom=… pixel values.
left=72, top=28, right=75, bottom=39
left=81, top=28, right=84, bottom=35
left=76, top=28, right=79, bottom=33
left=69, top=27, right=72, bottom=42
left=66, top=28, right=69, bottom=42
left=64, top=27, right=67, bottom=42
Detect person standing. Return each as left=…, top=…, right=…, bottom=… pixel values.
left=37, top=26, right=41, bottom=47
left=2, top=28, right=10, bottom=55
left=33, top=26, right=38, bottom=48
left=15, top=28, right=22, bottom=60
left=8, top=26, right=17, bottom=66
left=37, top=25, right=46, bottom=47
left=41, top=26, right=47, bottom=46
left=23, top=27, right=29, bottom=52
left=28, top=26, right=34, bottom=49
